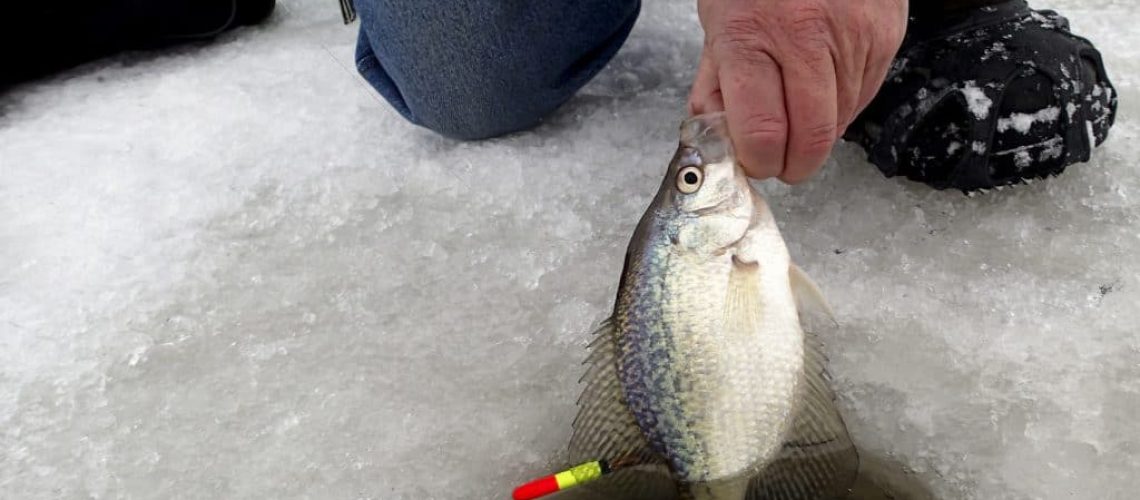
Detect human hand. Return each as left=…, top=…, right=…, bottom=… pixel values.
left=688, top=0, right=907, bottom=182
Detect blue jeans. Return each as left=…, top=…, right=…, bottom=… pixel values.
left=354, top=0, right=641, bottom=140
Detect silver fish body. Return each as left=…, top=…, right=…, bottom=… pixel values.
left=566, top=112, right=858, bottom=500
left=615, top=116, right=801, bottom=485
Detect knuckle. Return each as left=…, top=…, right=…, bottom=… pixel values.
left=875, top=2, right=909, bottom=47
left=797, top=122, right=838, bottom=155
left=738, top=113, right=789, bottom=146
left=785, top=2, right=832, bottom=45
left=872, top=18, right=904, bottom=49
left=714, top=14, right=776, bottom=56
left=886, top=21, right=907, bottom=48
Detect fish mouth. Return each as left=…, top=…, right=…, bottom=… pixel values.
left=680, top=112, right=733, bottom=164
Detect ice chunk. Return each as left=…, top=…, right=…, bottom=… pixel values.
left=1013, top=150, right=1033, bottom=168
left=960, top=81, right=993, bottom=119
left=997, top=106, right=1061, bottom=134
left=1039, top=140, right=1063, bottom=162
left=980, top=41, right=1007, bottom=61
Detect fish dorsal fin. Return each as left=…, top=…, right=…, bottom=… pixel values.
left=564, top=318, right=678, bottom=499
left=747, top=331, right=859, bottom=499
left=789, top=263, right=837, bottom=325
left=568, top=318, right=652, bottom=463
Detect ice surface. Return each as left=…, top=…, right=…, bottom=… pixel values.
left=1, top=1, right=1139, bottom=499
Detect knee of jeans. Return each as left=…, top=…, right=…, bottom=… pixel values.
left=405, top=82, right=556, bottom=141
left=355, top=38, right=553, bottom=140
left=353, top=0, right=642, bottom=141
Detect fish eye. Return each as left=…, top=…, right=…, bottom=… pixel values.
left=676, top=166, right=703, bottom=194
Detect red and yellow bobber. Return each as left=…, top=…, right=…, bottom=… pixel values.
left=512, top=460, right=610, bottom=500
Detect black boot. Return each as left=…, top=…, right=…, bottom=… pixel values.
left=1, top=0, right=276, bottom=87
left=844, top=0, right=1118, bottom=192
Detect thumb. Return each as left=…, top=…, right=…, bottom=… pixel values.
left=687, top=48, right=724, bottom=115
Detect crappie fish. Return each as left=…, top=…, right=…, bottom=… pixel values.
left=564, top=112, right=858, bottom=500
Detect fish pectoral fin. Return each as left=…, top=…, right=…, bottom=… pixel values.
left=725, top=258, right=763, bottom=337
left=567, top=317, right=670, bottom=499
left=789, top=263, right=838, bottom=326
left=748, top=331, right=859, bottom=500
